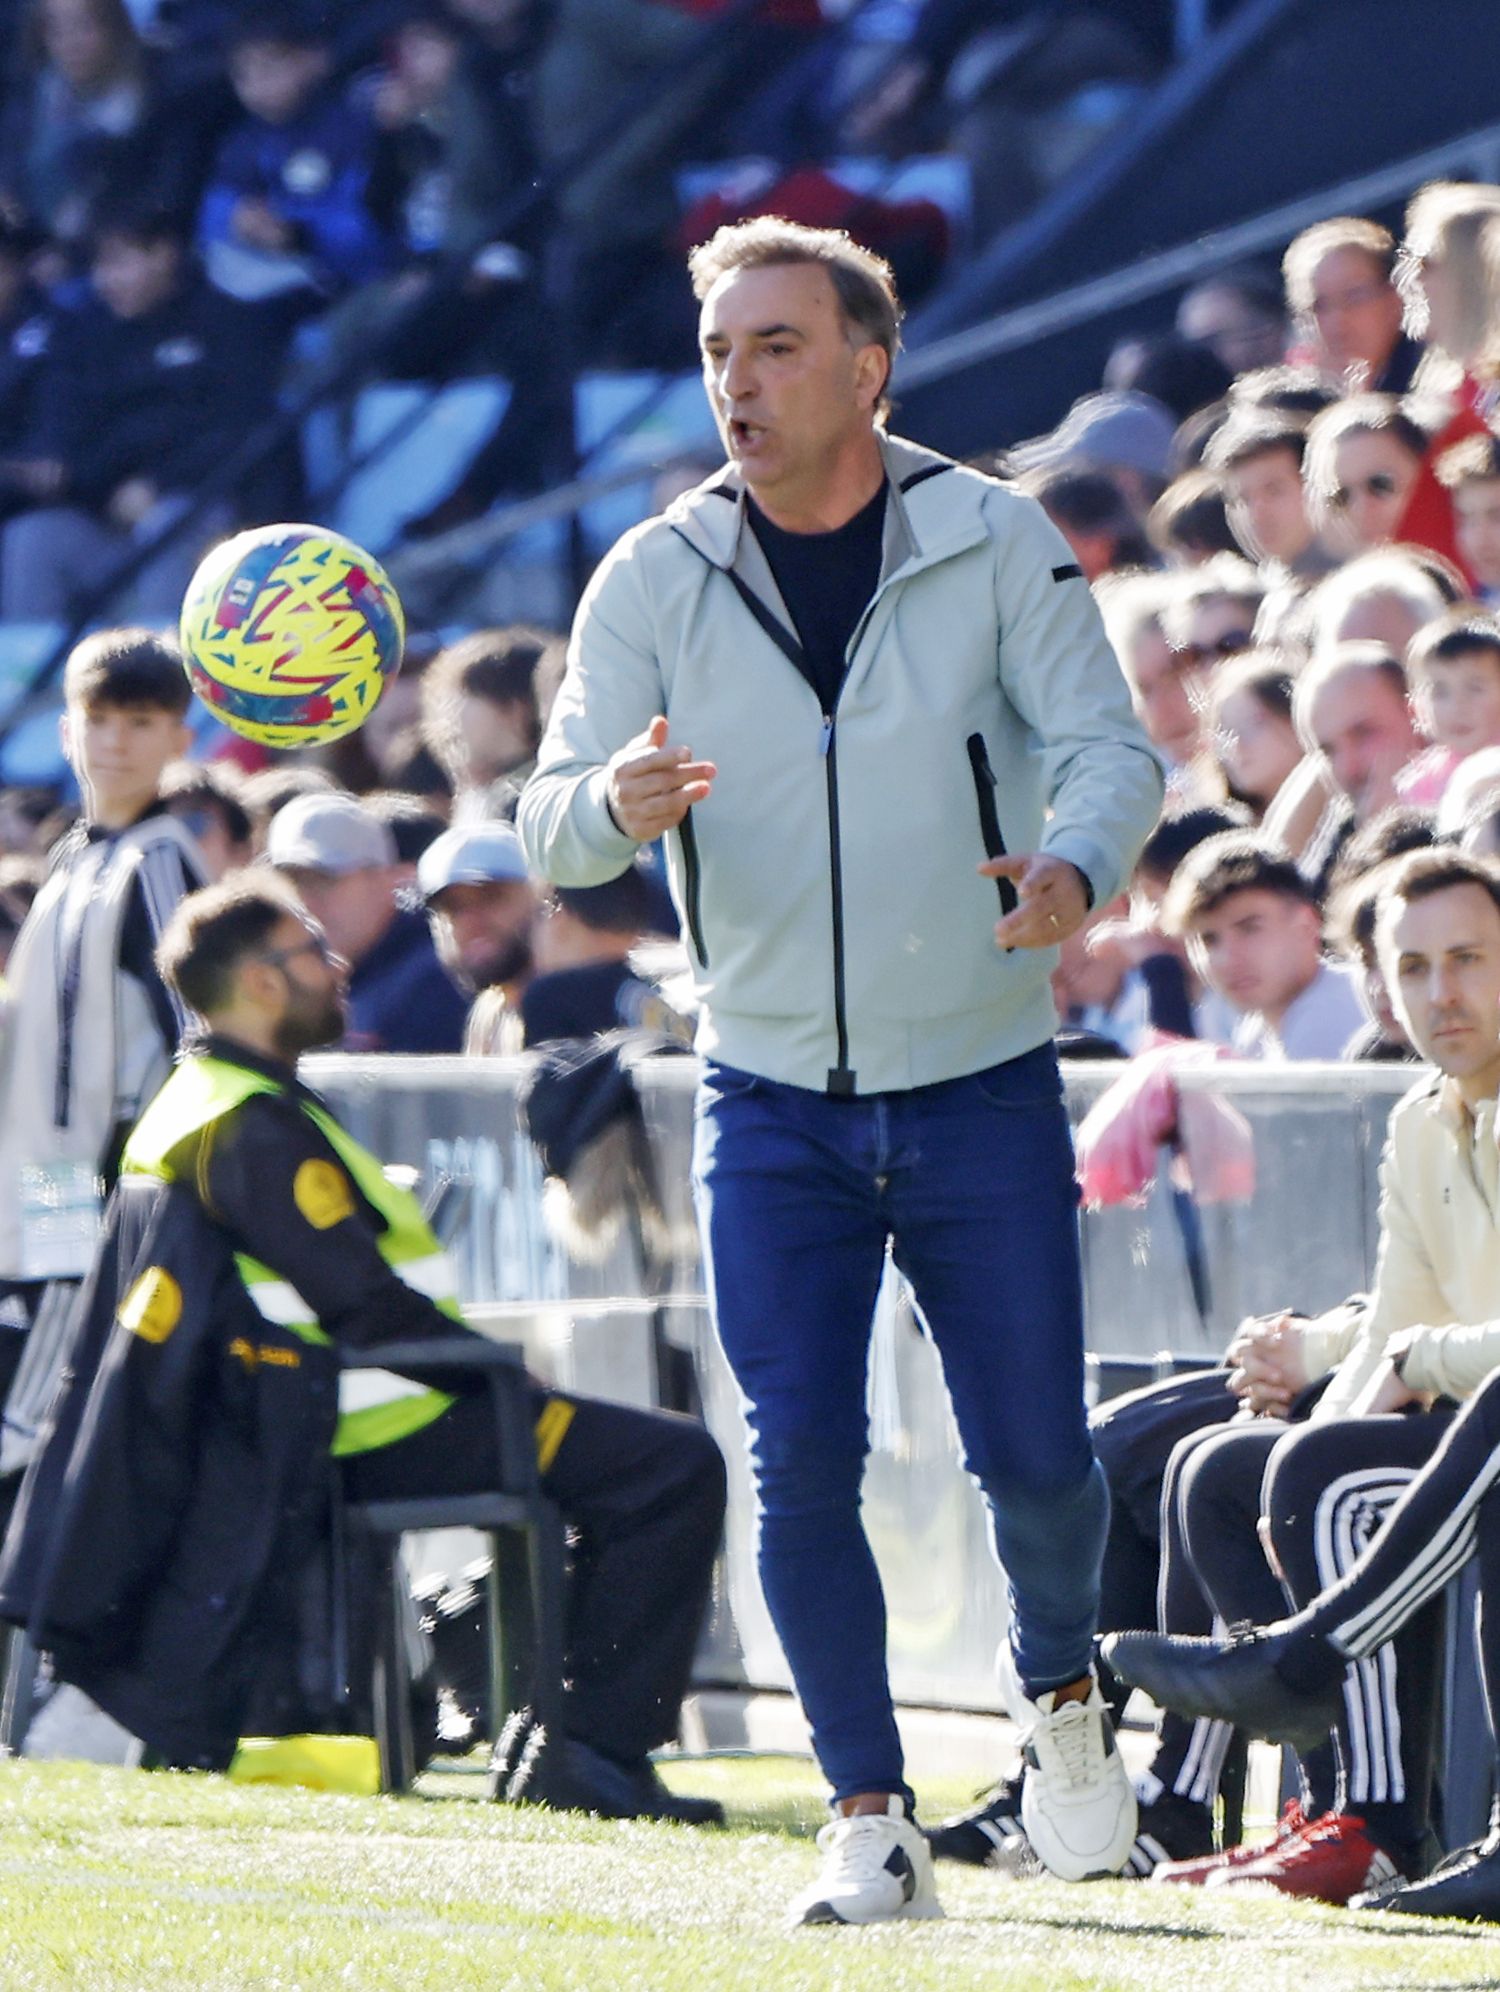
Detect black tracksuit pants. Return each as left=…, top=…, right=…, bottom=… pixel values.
left=1090, top=1367, right=1239, bottom=1804
left=343, top=1385, right=726, bottom=1761
left=1168, top=1405, right=1455, bottom=1856
left=1293, top=1369, right=1500, bottom=1736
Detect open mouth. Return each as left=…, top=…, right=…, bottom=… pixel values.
left=730, top=419, right=767, bottom=450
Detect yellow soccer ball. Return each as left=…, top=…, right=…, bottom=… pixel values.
left=179, top=523, right=404, bottom=749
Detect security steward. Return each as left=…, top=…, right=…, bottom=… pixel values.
left=21, top=873, right=727, bottom=1820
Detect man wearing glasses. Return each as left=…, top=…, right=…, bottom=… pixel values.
left=10, top=873, right=727, bottom=1818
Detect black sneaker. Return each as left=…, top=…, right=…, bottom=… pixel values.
left=505, top=1731, right=724, bottom=1826
left=925, top=1773, right=1027, bottom=1866
left=1352, top=1830, right=1500, bottom=1920
left=1101, top=1626, right=1344, bottom=1758
left=1121, top=1791, right=1216, bottom=1877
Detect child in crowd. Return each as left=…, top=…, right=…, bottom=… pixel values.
left=1398, top=608, right=1500, bottom=805
left=0, top=630, right=205, bottom=1485
left=1436, top=432, right=1500, bottom=606
left=197, top=9, right=393, bottom=314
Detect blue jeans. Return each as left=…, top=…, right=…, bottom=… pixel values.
left=691, top=1041, right=1108, bottom=1804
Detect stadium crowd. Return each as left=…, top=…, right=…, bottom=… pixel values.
left=6, top=54, right=1500, bottom=1924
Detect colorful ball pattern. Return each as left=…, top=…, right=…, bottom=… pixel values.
left=179, top=523, right=404, bottom=749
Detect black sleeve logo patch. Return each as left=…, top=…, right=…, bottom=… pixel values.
left=1051, top=563, right=1084, bottom=582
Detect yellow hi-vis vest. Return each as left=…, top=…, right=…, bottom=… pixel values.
left=122, top=1054, right=456, bottom=1457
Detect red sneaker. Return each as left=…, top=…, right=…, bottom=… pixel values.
left=1149, top=1800, right=1307, bottom=1887
left=1207, top=1810, right=1401, bottom=1904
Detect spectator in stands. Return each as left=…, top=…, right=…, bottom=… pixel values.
left=1146, top=468, right=1240, bottom=566
left=266, top=791, right=468, bottom=1053
left=1436, top=431, right=1500, bottom=605
left=421, top=625, right=556, bottom=823
left=241, top=764, right=340, bottom=851
left=1325, top=854, right=1425, bottom=1064
left=197, top=9, right=395, bottom=321
left=0, top=0, right=210, bottom=247
left=1303, top=545, right=1453, bottom=655
left=1389, top=181, right=1500, bottom=580
left=0, top=630, right=204, bottom=1490
left=1019, top=467, right=1152, bottom=580
left=0, top=200, right=267, bottom=622
left=523, top=863, right=689, bottom=1048
left=159, top=759, right=253, bottom=881
left=1096, top=572, right=1210, bottom=800
left=1398, top=608, right=1500, bottom=805
left=1205, top=412, right=1333, bottom=585
left=1227, top=362, right=1339, bottom=421
left=1303, top=396, right=1429, bottom=558
left=1159, top=554, right=1263, bottom=680
left=1008, top=390, right=1175, bottom=517
left=418, top=819, right=538, bottom=1054
left=1101, top=333, right=1233, bottom=426
left=1282, top=217, right=1420, bottom=394
left=363, top=789, right=448, bottom=879
left=1278, top=643, right=1425, bottom=899
left=1163, top=833, right=1366, bottom=1059
left=1175, top=265, right=1286, bottom=376
left=0, top=214, right=63, bottom=526
left=1206, top=651, right=1302, bottom=827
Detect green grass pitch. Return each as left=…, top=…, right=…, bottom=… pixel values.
left=1, top=1755, right=1496, bottom=1990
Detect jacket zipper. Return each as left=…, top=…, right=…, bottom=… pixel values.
left=821, top=714, right=855, bottom=1095
left=965, top=732, right=1018, bottom=917
left=678, top=813, right=709, bottom=968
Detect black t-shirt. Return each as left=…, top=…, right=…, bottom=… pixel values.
left=747, top=483, right=886, bottom=716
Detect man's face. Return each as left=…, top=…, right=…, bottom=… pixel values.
left=429, top=879, right=536, bottom=991
left=1226, top=446, right=1313, bottom=565
left=1187, top=887, right=1322, bottom=1017
left=253, top=912, right=349, bottom=1060
left=698, top=262, right=886, bottom=515
left=1383, top=883, right=1500, bottom=1099
left=1303, top=246, right=1404, bottom=377
left=1454, top=480, right=1500, bottom=589
left=62, top=700, right=190, bottom=819
left=91, top=234, right=181, bottom=321
left=1124, top=622, right=1203, bottom=766
left=279, top=865, right=395, bottom=967
left=1309, top=665, right=1421, bottom=819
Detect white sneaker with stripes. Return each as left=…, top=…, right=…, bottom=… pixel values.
left=790, top=1797, right=945, bottom=1925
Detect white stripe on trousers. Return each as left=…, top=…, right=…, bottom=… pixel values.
left=1331, top=1445, right=1500, bottom=1656
left=1313, top=1468, right=1414, bottom=1804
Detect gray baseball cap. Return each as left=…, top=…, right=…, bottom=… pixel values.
left=1008, top=391, right=1177, bottom=481
left=418, top=822, right=530, bottom=902
left=265, top=793, right=397, bottom=875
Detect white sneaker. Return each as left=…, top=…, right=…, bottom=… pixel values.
left=790, top=1796, right=945, bottom=1926
left=1000, top=1651, right=1136, bottom=1881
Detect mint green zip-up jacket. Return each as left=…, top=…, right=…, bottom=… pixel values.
left=518, top=434, right=1165, bottom=1096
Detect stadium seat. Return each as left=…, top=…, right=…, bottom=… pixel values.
left=325, top=380, right=514, bottom=558
left=574, top=373, right=718, bottom=557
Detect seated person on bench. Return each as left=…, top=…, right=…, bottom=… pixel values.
left=7, top=873, right=727, bottom=1821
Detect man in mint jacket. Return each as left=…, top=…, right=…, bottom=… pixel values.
left=519, top=219, right=1163, bottom=1921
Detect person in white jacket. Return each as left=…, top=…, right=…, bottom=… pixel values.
left=1106, top=846, right=1500, bottom=1913
left=519, top=217, right=1163, bottom=1924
